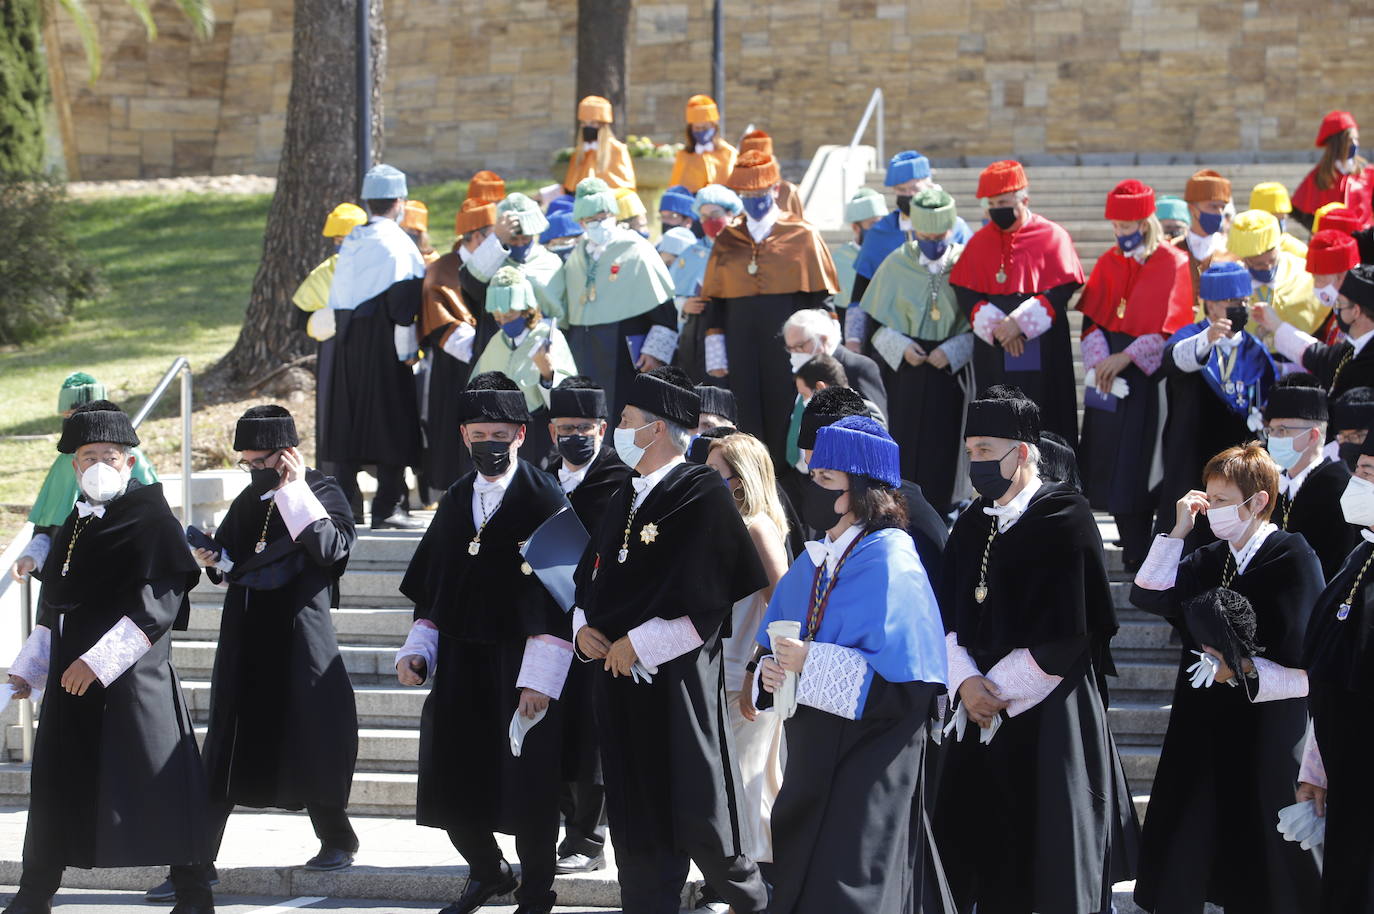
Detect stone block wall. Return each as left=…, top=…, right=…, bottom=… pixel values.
left=49, top=0, right=1374, bottom=180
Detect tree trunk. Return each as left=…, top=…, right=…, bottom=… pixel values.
left=208, top=0, right=385, bottom=390
left=575, top=0, right=631, bottom=127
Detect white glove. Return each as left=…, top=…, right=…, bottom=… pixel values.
left=978, top=712, right=1004, bottom=745
left=307, top=308, right=336, bottom=341
left=630, top=660, right=655, bottom=685
left=1276, top=800, right=1326, bottom=851
left=508, top=707, right=547, bottom=757
left=1187, top=650, right=1220, bottom=689
left=942, top=703, right=970, bottom=743
left=1083, top=367, right=1130, bottom=399
left=393, top=323, right=419, bottom=362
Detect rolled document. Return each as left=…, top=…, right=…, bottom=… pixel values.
left=767, top=620, right=802, bottom=720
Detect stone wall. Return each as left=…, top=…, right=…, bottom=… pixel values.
left=50, top=0, right=1374, bottom=180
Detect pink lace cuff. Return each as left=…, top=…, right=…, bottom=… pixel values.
left=845, top=307, right=870, bottom=343
left=986, top=647, right=1063, bottom=717
left=970, top=301, right=1006, bottom=345
left=1081, top=327, right=1109, bottom=371
left=628, top=616, right=704, bottom=672
left=80, top=616, right=152, bottom=688
left=796, top=641, right=868, bottom=720
left=1299, top=721, right=1326, bottom=788
left=274, top=479, right=330, bottom=540
left=1251, top=657, right=1309, bottom=703
left=396, top=619, right=439, bottom=674
left=9, top=625, right=50, bottom=688
left=705, top=333, right=729, bottom=373
left=1274, top=322, right=1318, bottom=366
left=1125, top=333, right=1165, bottom=376
left=1009, top=295, right=1053, bottom=340
left=1134, top=535, right=1184, bottom=590
left=516, top=635, right=574, bottom=699
left=945, top=632, right=981, bottom=694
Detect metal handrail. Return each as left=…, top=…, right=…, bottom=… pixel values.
left=131, top=357, right=194, bottom=527
left=845, top=87, right=885, bottom=175
left=17, top=577, right=33, bottom=763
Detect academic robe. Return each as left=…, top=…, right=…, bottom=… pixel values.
left=950, top=213, right=1085, bottom=444
left=460, top=244, right=565, bottom=359
left=757, top=528, right=950, bottom=914
left=1293, top=333, right=1374, bottom=401
left=26, top=481, right=207, bottom=868
left=1302, top=536, right=1374, bottom=912
left=1246, top=250, right=1327, bottom=343
left=669, top=235, right=717, bottom=383
left=832, top=346, right=888, bottom=420
left=563, top=138, right=637, bottom=192
left=1291, top=167, right=1374, bottom=231
left=702, top=218, right=840, bottom=466
left=472, top=321, right=578, bottom=468
left=1156, top=324, right=1277, bottom=536
left=832, top=241, right=859, bottom=315
left=1076, top=244, right=1194, bottom=519
left=1277, top=457, right=1361, bottom=580
left=1129, top=531, right=1322, bottom=913
left=320, top=218, right=425, bottom=467
left=399, top=460, right=571, bottom=835
left=573, top=462, right=766, bottom=856
left=935, top=482, right=1139, bottom=914
left=418, top=250, right=479, bottom=493
left=669, top=141, right=738, bottom=194
left=775, top=180, right=805, bottom=220
left=851, top=210, right=973, bottom=305
left=861, top=241, right=975, bottom=513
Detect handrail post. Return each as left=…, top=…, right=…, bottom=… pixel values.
left=180, top=363, right=193, bottom=528
left=18, top=577, right=33, bottom=764
left=876, top=89, right=884, bottom=165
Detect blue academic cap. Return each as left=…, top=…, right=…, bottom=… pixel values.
left=659, top=186, right=697, bottom=218
left=812, top=415, right=901, bottom=488
left=1199, top=261, right=1252, bottom=301
left=885, top=150, right=931, bottom=187
left=361, top=163, right=408, bottom=199
left=540, top=211, right=584, bottom=244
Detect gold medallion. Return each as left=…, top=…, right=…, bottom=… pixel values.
left=640, top=522, right=659, bottom=545
left=974, top=584, right=988, bottom=604
left=1116, top=297, right=1127, bottom=319
left=930, top=307, right=941, bottom=321
left=995, top=269, right=1007, bottom=284
left=468, top=539, right=481, bottom=556
left=747, top=259, right=759, bottom=275
left=520, top=561, right=533, bottom=576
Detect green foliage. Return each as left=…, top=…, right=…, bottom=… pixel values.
left=55, top=0, right=215, bottom=82
left=0, top=173, right=102, bottom=344
left=0, top=0, right=48, bottom=174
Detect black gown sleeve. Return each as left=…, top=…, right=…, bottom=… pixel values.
left=1289, top=207, right=1315, bottom=232
left=1042, top=281, right=1082, bottom=315
left=127, top=575, right=190, bottom=643
left=1029, top=635, right=1091, bottom=677
left=1300, top=339, right=1350, bottom=386
left=849, top=274, right=872, bottom=308
left=385, top=276, right=424, bottom=325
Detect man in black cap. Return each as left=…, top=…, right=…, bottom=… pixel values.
left=1262, top=374, right=1359, bottom=580
left=1258, top=263, right=1374, bottom=399
left=541, top=377, right=632, bottom=875
left=1330, top=385, right=1374, bottom=471
left=572, top=365, right=770, bottom=914
left=396, top=372, right=572, bottom=914
left=144, top=406, right=360, bottom=903
left=694, top=384, right=737, bottom=434
left=4, top=401, right=212, bottom=914
left=934, top=385, right=1137, bottom=914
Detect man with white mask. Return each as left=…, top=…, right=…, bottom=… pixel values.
left=780, top=308, right=886, bottom=421
left=4, top=401, right=212, bottom=914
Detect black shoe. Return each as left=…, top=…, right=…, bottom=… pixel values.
left=554, top=851, right=605, bottom=874
left=372, top=511, right=424, bottom=530
left=512, top=906, right=552, bottom=914
left=304, top=846, right=355, bottom=871
left=167, top=904, right=214, bottom=914
left=438, top=863, right=518, bottom=914
left=145, top=867, right=218, bottom=903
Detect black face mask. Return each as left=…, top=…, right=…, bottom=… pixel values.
left=581, top=125, right=598, bottom=142
left=968, top=447, right=1017, bottom=501
left=895, top=194, right=913, bottom=217
left=470, top=440, right=513, bottom=477
left=248, top=466, right=282, bottom=496
left=556, top=434, right=597, bottom=467
left=1340, top=440, right=1364, bottom=471
left=1335, top=308, right=1354, bottom=334
left=988, top=206, right=1018, bottom=231
left=689, top=219, right=705, bottom=239
left=799, top=476, right=845, bottom=533
left=856, top=228, right=868, bottom=247
left=1225, top=305, right=1250, bottom=330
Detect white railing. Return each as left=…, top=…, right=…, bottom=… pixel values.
left=799, top=88, right=885, bottom=224
left=845, top=87, right=885, bottom=177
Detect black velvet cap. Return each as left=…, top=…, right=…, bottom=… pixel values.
left=1181, top=587, right=1263, bottom=694
left=1263, top=372, right=1328, bottom=422
left=965, top=384, right=1042, bottom=443
left=233, top=404, right=300, bottom=451
left=626, top=365, right=700, bottom=430
left=459, top=371, right=531, bottom=424
left=1333, top=386, right=1374, bottom=432
left=694, top=384, right=738, bottom=423
left=57, top=399, right=139, bottom=454
left=549, top=376, right=607, bottom=420
left=1340, top=264, right=1374, bottom=312
left=686, top=424, right=738, bottom=464
left=798, top=385, right=867, bottom=450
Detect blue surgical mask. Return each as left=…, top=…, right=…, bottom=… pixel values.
left=742, top=194, right=774, bottom=221
left=1249, top=265, right=1277, bottom=285
left=508, top=242, right=532, bottom=263
left=1276, top=216, right=1287, bottom=234
left=916, top=238, right=948, bottom=261
left=1351, top=143, right=1360, bottom=161
left=1198, top=210, right=1224, bottom=235
left=1116, top=230, right=1144, bottom=253
left=1265, top=433, right=1304, bottom=471
left=500, top=315, right=526, bottom=339
left=692, top=125, right=717, bottom=145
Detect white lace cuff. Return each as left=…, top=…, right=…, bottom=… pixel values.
left=1274, top=322, right=1317, bottom=366
left=845, top=307, right=870, bottom=343
left=796, top=641, right=869, bottom=720
left=396, top=619, right=438, bottom=675
left=641, top=324, right=679, bottom=364
left=971, top=302, right=1006, bottom=345
left=467, top=232, right=510, bottom=283
left=1134, top=535, right=1184, bottom=591
left=705, top=332, right=729, bottom=373
left=1251, top=657, right=1309, bottom=703
left=1081, top=326, right=1110, bottom=371
left=442, top=322, right=476, bottom=363
left=936, top=332, right=975, bottom=372
left=628, top=615, right=704, bottom=673
left=20, top=534, right=51, bottom=572
left=81, top=616, right=152, bottom=688
left=273, top=478, right=329, bottom=540
left=1298, top=720, right=1326, bottom=788
left=945, top=632, right=981, bottom=695
left=1009, top=295, right=1053, bottom=340
left=394, top=323, right=419, bottom=362
left=872, top=325, right=913, bottom=371
left=516, top=635, right=574, bottom=700
left=9, top=624, right=50, bottom=689
left=986, top=647, right=1063, bottom=717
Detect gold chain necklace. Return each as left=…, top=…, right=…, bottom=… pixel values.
left=60, top=516, right=93, bottom=577
left=973, top=519, right=999, bottom=603
left=468, top=490, right=498, bottom=556
left=617, top=496, right=642, bottom=564
left=1220, top=552, right=1237, bottom=589
left=254, top=501, right=276, bottom=554
left=1337, top=547, right=1374, bottom=621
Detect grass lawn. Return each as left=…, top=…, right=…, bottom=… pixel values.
left=0, top=178, right=538, bottom=551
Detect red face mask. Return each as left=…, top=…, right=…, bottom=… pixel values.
left=702, top=215, right=729, bottom=239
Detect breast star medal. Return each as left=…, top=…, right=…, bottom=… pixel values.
left=640, top=522, right=659, bottom=545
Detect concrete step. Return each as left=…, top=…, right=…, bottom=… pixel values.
left=171, top=680, right=428, bottom=728
left=1107, top=701, right=1172, bottom=742
left=348, top=530, right=427, bottom=568
left=192, top=569, right=411, bottom=608
left=171, top=642, right=404, bottom=685
left=181, top=606, right=414, bottom=646
left=1119, top=744, right=1162, bottom=796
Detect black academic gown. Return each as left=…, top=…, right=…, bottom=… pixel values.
left=566, top=300, right=680, bottom=420
left=1298, top=335, right=1374, bottom=400
left=1278, top=457, right=1361, bottom=581
left=574, top=462, right=766, bottom=857
left=832, top=346, right=888, bottom=421
left=1078, top=323, right=1165, bottom=518
left=885, top=350, right=969, bottom=516
left=934, top=482, right=1139, bottom=914
left=400, top=460, right=570, bottom=836
left=1303, top=536, right=1374, bottom=913
left=420, top=334, right=475, bottom=495
left=1129, top=530, right=1322, bottom=914
left=26, top=482, right=207, bottom=868
left=319, top=277, right=424, bottom=467
left=200, top=471, right=358, bottom=812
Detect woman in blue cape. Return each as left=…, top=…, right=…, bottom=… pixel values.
left=755, top=415, right=950, bottom=913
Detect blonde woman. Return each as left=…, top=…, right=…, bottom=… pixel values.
left=704, top=432, right=789, bottom=865
left=562, top=95, right=636, bottom=193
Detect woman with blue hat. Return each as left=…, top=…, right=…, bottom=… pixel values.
left=669, top=184, right=742, bottom=382
left=755, top=415, right=948, bottom=912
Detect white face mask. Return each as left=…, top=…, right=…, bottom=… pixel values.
left=1341, top=475, right=1374, bottom=527
left=1317, top=284, right=1341, bottom=308
left=613, top=423, right=653, bottom=470
left=584, top=217, right=616, bottom=246
left=80, top=461, right=128, bottom=504
left=1208, top=492, right=1256, bottom=542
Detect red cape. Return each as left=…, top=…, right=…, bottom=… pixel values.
left=949, top=212, right=1085, bottom=294
left=1291, top=169, right=1374, bottom=228
left=1078, top=243, right=1194, bottom=337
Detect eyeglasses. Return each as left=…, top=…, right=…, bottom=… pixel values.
left=553, top=423, right=598, bottom=435
left=1260, top=424, right=1314, bottom=441
left=236, top=452, right=279, bottom=472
